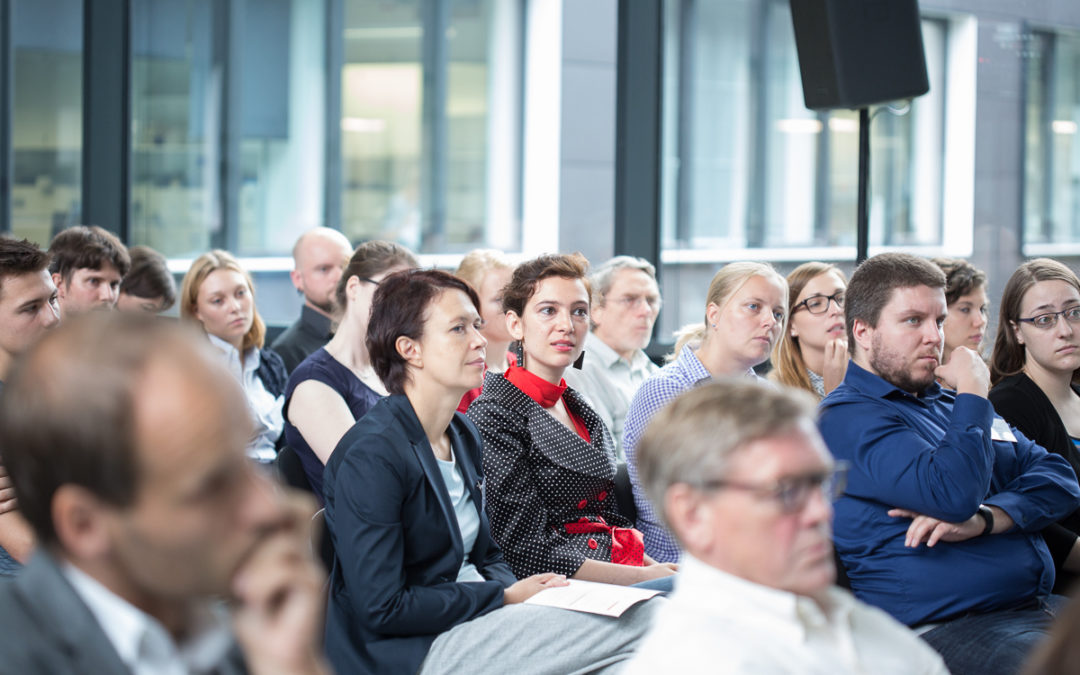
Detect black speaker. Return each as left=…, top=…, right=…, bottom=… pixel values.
left=789, top=0, right=930, bottom=110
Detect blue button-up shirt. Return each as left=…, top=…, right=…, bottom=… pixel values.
left=624, top=345, right=714, bottom=563
left=819, top=361, right=1080, bottom=626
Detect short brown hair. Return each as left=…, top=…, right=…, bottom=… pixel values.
left=0, top=313, right=217, bottom=544
left=931, top=257, right=987, bottom=306
left=990, top=258, right=1080, bottom=386
left=367, top=269, right=481, bottom=395
left=48, top=225, right=130, bottom=282
left=501, top=253, right=591, bottom=316
left=0, top=236, right=50, bottom=298
left=636, top=379, right=819, bottom=531
left=120, top=245, right=177, bottom=310
left=845, top=253, right=945, bottom=356
left=180, top=250, right=266, bottom=351
left=336, top=240, right=418, bottom=312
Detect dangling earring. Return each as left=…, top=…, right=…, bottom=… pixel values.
left=513, top=340, right=524, bottom=367
left=573, top=350, right=585, bottom=370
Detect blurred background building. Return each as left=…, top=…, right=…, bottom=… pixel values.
left=3, top=0, right=1080, bottom=341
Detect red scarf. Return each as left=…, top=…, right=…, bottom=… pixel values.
left=503, top=364, right=590, bottom=443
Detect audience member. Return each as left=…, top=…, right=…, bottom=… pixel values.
left=624, top=261, right=787, bottom=562
left=48, top=225, right=130, bottom=317
left=770, top=262, right=848, bottom=398
left=0, top=312, right=328, bottom=675
left=116, top=245, right=176, bottom=313
left=626, top=379, right=948, bottom=674
left=283, top=240, right=417, bottom=497
left=818, top=252, right=1080, bottom=675
left=180, top=250, right=287, bottom=463
left=272, top=228, right=353, bottom=373
left=0, top=236, right=61, bottom=575
left=322, top=269, right=657, bottom=674
left=563, top=255, right=661, bottom=456
left=468, top=254, right=676, bottom=586
left=990, top=259, right=1080, bottom=539
left=454, top=248, right=516, bottom=412
left=932, top=257, right=990, bottom=363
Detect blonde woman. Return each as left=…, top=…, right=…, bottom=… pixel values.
left=770, top=262, right=848, bottom=398
left=455, top=249, right=515, bottom=412
left=624, top=262, right=788, bottom=562
left=180, top=250, right=287, bottom=462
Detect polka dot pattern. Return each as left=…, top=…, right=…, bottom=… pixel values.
left=468, top=371, right=632, bottom=579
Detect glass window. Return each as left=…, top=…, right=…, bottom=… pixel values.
left=658, top=0, right=948, bottom=335
left=10, top=0, right=83, bottom=247
left=340, top=0, right=521, bottom=253
left=130, top=0, right=326, bottom=258
left=1024, top=29, right=1080, bottom=249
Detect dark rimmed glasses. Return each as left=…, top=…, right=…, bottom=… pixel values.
left=792, top=292, right=845, bottom=315
left=1016, top=307, right=1080, bottom=330
left=699, top=462, right=849, bottom=513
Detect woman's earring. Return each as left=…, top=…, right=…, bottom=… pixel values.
left=513, top=340, right=524, bottom=366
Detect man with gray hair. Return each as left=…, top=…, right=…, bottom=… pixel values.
left=625, top=379, right=948, bottom=674
left=564, top=255, right=661, bottom=457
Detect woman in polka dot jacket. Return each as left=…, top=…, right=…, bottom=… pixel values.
left=468, top=253, right=678, bottom=586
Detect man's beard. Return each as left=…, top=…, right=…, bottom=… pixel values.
left=309, top=296, right=335, bottom=315
left=869, top=332, right=938, bottom=395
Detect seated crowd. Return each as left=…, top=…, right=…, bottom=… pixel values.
left=7, top=226, right=1080, bottom=673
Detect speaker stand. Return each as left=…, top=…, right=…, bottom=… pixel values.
left=856, top=107, right=870, bottom=264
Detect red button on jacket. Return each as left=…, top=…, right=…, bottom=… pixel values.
left=587, top=538, right=598, bottom=550
left=577, top=499, right=588, bottom=509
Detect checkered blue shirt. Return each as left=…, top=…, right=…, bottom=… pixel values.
left=623, top=345, right=714, bottom=563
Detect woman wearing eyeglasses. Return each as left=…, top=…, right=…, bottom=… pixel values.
left=932, top=258, right=990, bottom=364
left=769, top=262, right=848, bottom=398
left=283, top=240, right=417, bottom=498
left=989, top=260, right=1080, bottom=516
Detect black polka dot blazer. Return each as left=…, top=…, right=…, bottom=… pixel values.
left=467, top=371, right=633, bottom=579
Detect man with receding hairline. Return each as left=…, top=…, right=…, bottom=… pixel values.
left=0, top=313, right=329, bottom=674
left=626, top=379, right=947, bottom=674
left=273, top=227, right=353, bottom=373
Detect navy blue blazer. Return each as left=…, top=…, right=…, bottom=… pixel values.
left=322, top=394, right=518, bottom=675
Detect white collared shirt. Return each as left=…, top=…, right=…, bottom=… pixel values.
left=562, top=332, right=659, bottom=459
left=208, top=335, right=284, bottom=463
left=624, top=555, right=949, bottom=674
left=62, top=563, right=234, bottom=675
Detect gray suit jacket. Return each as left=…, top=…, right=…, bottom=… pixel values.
left=0, top=551, right=246, bottom=675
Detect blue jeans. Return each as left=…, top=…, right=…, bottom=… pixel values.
left=920, top=595, right=1067, bottom=675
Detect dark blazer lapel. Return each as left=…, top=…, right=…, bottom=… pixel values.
left=390, top=396, right=465, bottom=561
left=18, top=552, right=132, bottom=674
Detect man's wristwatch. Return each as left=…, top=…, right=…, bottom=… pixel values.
left=976, top=505, right=994, bottom=536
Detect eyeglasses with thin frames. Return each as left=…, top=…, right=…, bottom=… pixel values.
left=699, top=462, right=849, bottom=514
left=1016, top=307, right=1080, bottom=330
left=792, top=292, right=845, bottom=315
left=358, top=277, right=380, bottom=286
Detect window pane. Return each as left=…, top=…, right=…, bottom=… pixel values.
left=10, top=0, right=83, bottom=247
left=131, top=0, right=325, bottom=258
left=130, top=0, right=217, bottom=257
left=340, top=0, right=520, bottom=253
left=1024, top=29, right=1080, bottom=246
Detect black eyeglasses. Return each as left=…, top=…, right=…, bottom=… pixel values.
left=1016, top=307, right=1080, bottom=330
left=358, top=277, right=380, bottom=286
left=793, top=292, right=845, bottom=315
left=699, top=462, right=848, bottom=514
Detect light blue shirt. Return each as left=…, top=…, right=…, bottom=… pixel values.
left=436, top=450, right=485, bottom=583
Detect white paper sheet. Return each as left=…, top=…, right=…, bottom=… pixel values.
left=523, top=579, right=661, bottom=617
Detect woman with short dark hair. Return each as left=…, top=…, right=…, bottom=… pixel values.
left=468, top=253, right=677, bottom=586
left=322, top=268, right=657, bottom=674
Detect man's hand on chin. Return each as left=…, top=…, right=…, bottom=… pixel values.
left=230, top=490, right=330, bottom=675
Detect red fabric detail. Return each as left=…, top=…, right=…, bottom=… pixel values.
left=577, top=499, right=588, bottom=510
left=597, top=491, right=608, bottom=501
left=563, top=518, right=645, bottom=566
left=503, top=364, right=591, bottom=443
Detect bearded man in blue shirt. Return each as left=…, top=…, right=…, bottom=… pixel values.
left=819, top=252, right=1080, bottom=675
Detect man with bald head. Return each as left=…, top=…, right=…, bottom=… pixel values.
left=272, top=228, right=352, bottom=373
left=0, top=313, right=329, bottom=674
